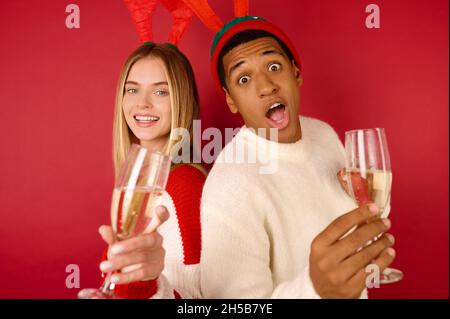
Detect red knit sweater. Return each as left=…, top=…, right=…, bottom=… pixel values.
left=99, top=164, right=205, bottom=298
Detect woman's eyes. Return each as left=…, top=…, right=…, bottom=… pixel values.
left=126, top=88, right=137, bottom=94
left=125, top=88, right=168, bottom=96
left=154, top=90, right=169, bottom=97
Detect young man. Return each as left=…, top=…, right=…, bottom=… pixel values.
left=199, top=17, right=396, bottom=298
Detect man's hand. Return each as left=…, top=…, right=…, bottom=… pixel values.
left=98, top=205, right=170, bottom=285
left=337, top=169, right=350, bottom=195
left=309, top=204, right=396, bottom=298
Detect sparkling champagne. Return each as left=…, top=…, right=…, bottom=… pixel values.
left=346, top=169, right=392, bottom=211
left=77, top=146, right=171, bottom=299
left=344, top=128, right=403, bottom=284
left=110, top=187, right=164, bottom=240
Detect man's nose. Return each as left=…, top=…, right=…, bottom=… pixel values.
left=256, top=73, right=279, bottom=98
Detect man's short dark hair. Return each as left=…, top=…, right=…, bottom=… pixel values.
left=217, top=30, right=295, bottom=89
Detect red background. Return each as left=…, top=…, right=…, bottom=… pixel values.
left=0, top=0, right=448, bottom=299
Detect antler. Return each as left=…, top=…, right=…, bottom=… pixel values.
left=123, top=0, right=158, bottom=42
left=234, top=0, right=249, bottom=17
left=161, top=0, right=193, bottom=45
left=181, top=0, right=224, bottom=33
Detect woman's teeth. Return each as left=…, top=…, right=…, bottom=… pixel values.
left=134, top=115, right=159, bottom=121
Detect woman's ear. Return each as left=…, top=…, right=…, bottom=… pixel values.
left=224, top=88, right=238, bottom=114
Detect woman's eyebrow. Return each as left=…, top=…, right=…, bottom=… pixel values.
left=125, top=81, right=168, bottom=86
left=152, top=81, right=169, bottom=86
left=125, top=80, right=140, bottom=85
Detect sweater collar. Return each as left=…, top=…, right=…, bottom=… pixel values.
left=237, top=116, right=312, bottom=163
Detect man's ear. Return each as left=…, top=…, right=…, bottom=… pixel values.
left=224, top=87, right=238, bottom=114
left=292, top=60, right=303, bottom=87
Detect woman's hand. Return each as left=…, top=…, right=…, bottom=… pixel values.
left=98, top=205, right=170, bottom=285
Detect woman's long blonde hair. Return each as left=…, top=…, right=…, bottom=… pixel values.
left=113, top=43, right=200, bottom=178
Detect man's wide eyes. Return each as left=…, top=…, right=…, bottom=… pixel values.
left=236, top=63, right=282, bottom=85
left=238, top=75, right=251, bottom=85
left=269, top=63, right=281, bottom=71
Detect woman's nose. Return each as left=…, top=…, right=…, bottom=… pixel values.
left=136, top=91, right=153, bottom=109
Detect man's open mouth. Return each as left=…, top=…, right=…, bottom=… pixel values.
left=265, top=102, right=289, bottom=129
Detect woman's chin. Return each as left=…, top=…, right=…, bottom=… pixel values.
left=135, top=133, right=170, bottom=148
left=136, top=135, right=157, bottom=143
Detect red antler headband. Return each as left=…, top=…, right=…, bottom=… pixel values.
left=181, top=0, right=301, bottom=93
left=123, top=0, right=193, bottom=46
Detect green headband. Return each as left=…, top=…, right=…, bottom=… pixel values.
left=210, top=16, right=267, bottom=58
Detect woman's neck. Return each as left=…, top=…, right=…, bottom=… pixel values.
left=139, top=135, right=168, bottom=153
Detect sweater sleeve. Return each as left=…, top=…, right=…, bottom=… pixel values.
left=160, top=164, right=205, bottom=299
left=165, top=164, right=205, bottom=266
left=200, top=165, right=322, bottom=299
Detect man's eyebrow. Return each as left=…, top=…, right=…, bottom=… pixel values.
left=261, top=50, right=284, bottom=57
left=228, top=60, right=246, bottom=78
left=228, top=50, right=285, bottom=77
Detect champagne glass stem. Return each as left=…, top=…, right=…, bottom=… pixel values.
left=100, top=272, right=115, bottom=296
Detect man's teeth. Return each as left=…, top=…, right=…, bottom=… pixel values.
left=135, top=115, right=159, bottom=121
left=270, top=103, right=282, bottom=110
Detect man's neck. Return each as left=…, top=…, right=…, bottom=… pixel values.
left=277, top=121, right=302, bottom=144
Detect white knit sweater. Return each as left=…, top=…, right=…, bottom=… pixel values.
left=200, top=116, right=364, bottom=299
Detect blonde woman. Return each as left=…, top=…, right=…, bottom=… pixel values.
left=97, top=43, right=206, bottom=299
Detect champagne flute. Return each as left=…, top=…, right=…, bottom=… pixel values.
left=78, top=144, right=171, bottom=298
left=344, top=128, right=403, bottom=284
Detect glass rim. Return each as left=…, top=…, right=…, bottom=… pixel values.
left=130, top=143, right=171, bottom=159
left=344, top=127, right=385, bottom=135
